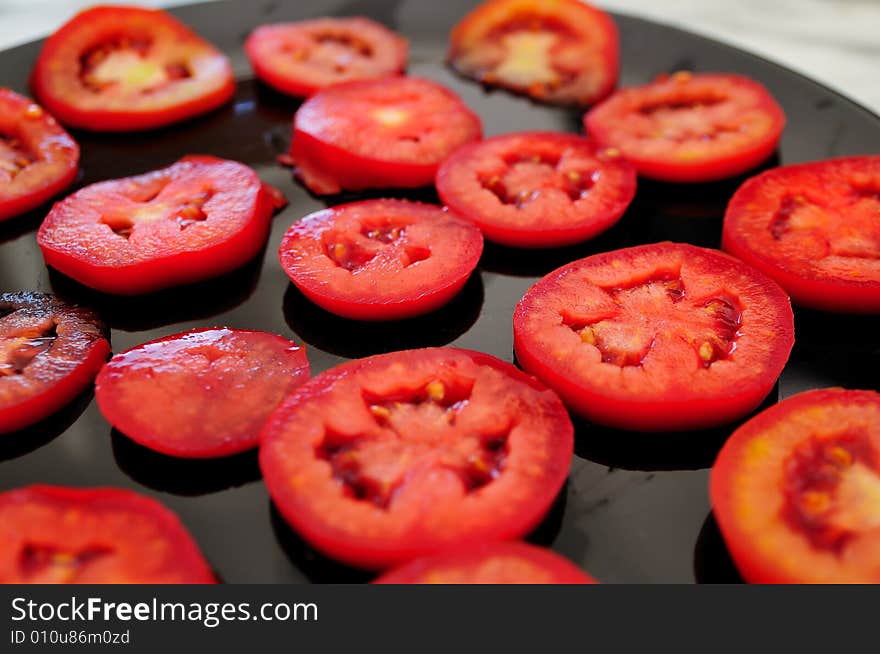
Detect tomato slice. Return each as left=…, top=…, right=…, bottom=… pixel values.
left=374, top=541, right=596, bottom=584
left=286, top=77, right=482, bottom=195
left=722, top=156, right=880, bottom=313
left=31, top=6, right=235, bottom=132
left=245, top=17, right=407, bottom=98
left=259, top=348, right=573, bottom=569
left=95, top=328, right=309, bottom=459
left=447, top=0, right=618, bottom=106
left=513, top=242, right=794, bottom=431
left=279, top=199, right=483, bottom=321
left=436, top=131, right=636, bottom=247
left=37, top=155, right=281, bottom=295
left=711, top=388, right=880, bottom=583
left=0, top=292, right=109, bottom=434
left=0, top=485, right=214, bottom=583
left=584, top=72, right=786, bottom=182
left=0, top=89, right=79, bottom=222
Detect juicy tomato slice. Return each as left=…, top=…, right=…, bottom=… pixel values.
left=723, top=156, right=880, bottom=313
left=259, top=348, right=574, bottom=570
left=245, top=17, right=408, bottom=98
left=513, top=242, right=794, bottom=431
left=448, top=0, right=618, bottom=106
left=31, top=6, right=235, bottom=132
left=0, top=88, right=79, bottom=222
left=584, top=72, right=786, bottom=182
left=37, top=155, right=281, bottom=295
left=279, top=199, right=483, bottom=321
left=436, top=131, right=636, bottom=247
left=286, top=77, right=482, bottom=195
left=711, top=388, right=880, bottom=583
left=0, top=292, right=109, bottom=434
left=374, top=541, right=596, bottom=584
left=0, top=485, right=214, bottom=583
left=96, top=328, right=310, bottom=459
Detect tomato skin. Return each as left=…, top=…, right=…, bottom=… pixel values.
left=374, top=541, right=596, bottom=584
left=31, top=6, right=235, bottom=132
left=722, top=156, right=880, bottom=313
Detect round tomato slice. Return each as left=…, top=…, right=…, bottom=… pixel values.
left=286, top=77, right=482, bottom=195
left=96, top=328, right=309, bottom=459
left=0, top=89, right=79, bottom=222
left=279, top=199, right=483, bottom=321
left=436, top=132, right=636, bottom=247
left=37, top=155, right=282, bottom=295
left=374, top=541, right=595, bottom=584
left=583, top=72, right=786, bottom=182
left=259, top=348, right=573, bottom=569
left=245, top=17, right=407, bottom=98
left=513, top=242, right=794, bottom=431
left=31, top=6, right=234, bottom=132
left=0, top=292, right=109, bottom=434
left=723, top=156, right=880, bottom=313
left=447, top=0, right=618, bottom=106
left=0, top=485, right=214, bottom=583
left=711, top=388, right=880, bottom=583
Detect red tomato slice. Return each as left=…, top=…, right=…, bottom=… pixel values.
left=0, top=89, right=79, bottom=222
left=436, top=131, right=636, bottom=247
left=96, top=328, right=310, bottom=459
left=0, top=485, right=214, bottom=583
left=0, top=292, right=109, bottom=434
left=31, top=6, right=235, bottom=132
left=374, top=541, right=596, bottom=584
left=723, top=156, right=880, bottom=313
left=584, top=72, right=786, bottom=182
left=286, top=77, right=482, bottom=195
left=279, top=199, right=483, bottom=321
left=245, top=17, right=407, bottom=98
left=37, top=155, right=281, bottom=295
left=447, top=0, right=618, bottom=106
left=711, top=388, right=880, bottom=583
left=513, top=242, right=794, bottom=431
left=259, top=348, right=573, bottom=569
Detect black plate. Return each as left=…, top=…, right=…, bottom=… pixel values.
left=1, top=0, right=879, bottom=584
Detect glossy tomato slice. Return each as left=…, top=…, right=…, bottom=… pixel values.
left=584, top=72, right=785, bottom=182
left=31, top=6, right=234, bottom=132
left=0, top=292, right=109, bottom=434
left=514, top=242, right=794, bottom=431
left=448, top=0, right=618, bottom=106
left=279, top=199, right=483, bottom=321
left=723, top=156, right=880, bottom=313
left=711, top=388, right=880, bottom=583
left=374, top=541, right=596, bottom=584
left=0, top=88, right=79, bottom=222
left=259, top=348, right=573, bottom=569
left=286, top=77, right=482, bottom=195
left=37, top=155, right=282, bottom=295
left=96, top=328, right=309, bottom=459
left=436, top=131, right=636, bottom=247
left=0, top=485, right=214, bottom=583
left=245, top=17, right=407, bottom=98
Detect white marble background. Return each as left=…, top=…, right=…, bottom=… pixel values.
left=0, top=0, right=878, bottom=113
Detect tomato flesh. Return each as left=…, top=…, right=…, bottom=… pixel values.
left=711, top=388, right=880, bottom=583
left=584, top=72, right=785, bottom=182
left=513, top=242, right=794, bottom=431
left=436, top=131, right=636, bottom=247
left=723, top=156, right=880, bottom=313
left=259, top=348, right=573, bottom=569
left=448, top=0, right=619, bottom=106
left=279, top=199, right=483, bottom=320
left=31, top=6, right=235, bottom=131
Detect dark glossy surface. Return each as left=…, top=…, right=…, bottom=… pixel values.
left=1, top=0, right=879, bottom=584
